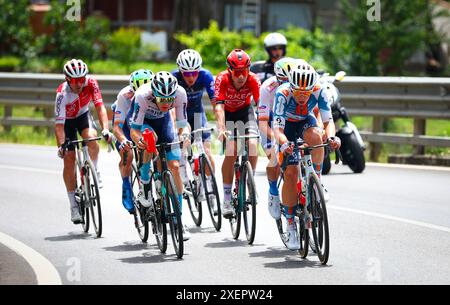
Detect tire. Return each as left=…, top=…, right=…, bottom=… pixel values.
left=201, top=155, right=222, bottom=231
left=131, top=165, right=149, bottom=243
left=241, top=162, right=257, bottom=245
left=276, top=212, right=288, bottom=248
left=85, top=161, right=102, bottom=238
left=186, top=158, right=202, bottom=227
left=322, top=150, right=331, bottom=175
left=298, top=211, right=309, bottom=259
left=163, top=171, right=184, bottom=259
left=340, top=133, right=365, bottom=173
left=150, top=172, right=167, bottom=254
left=77, top=189, right=89, bottom=233
left=308, top=173, right=329, bottom=265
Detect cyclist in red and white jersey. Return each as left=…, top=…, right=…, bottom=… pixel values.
left=54, top=59, right=112, bottom=224
left=214, top=49, right=261, bottom=218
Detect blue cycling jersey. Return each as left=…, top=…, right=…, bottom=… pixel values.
left=172, top=68, right=215, bottom=117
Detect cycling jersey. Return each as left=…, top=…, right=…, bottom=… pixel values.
left=171, top=68, right=215, bottom=116
left=54, top=76, right=103, bottom=124
left=130, top=83, right=188, bottom=130
left=214, top=71, right=261, bottom=113
left=273, top=83, right=332, bottom=130
left=112, top=85, right=134, bottom=124
left=257, top=76, right=282, bottom=121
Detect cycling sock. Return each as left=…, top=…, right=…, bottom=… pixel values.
left=67, top=191, right=77, bottom=209
left=313, top=162, right=322, bottom=178
left=282, top=205, right=297, bottom=225
left=93, top=158, right=98, bottom=171
left=224, top=184, right=232, bottom=202
left=122, top=176, right=131, bottom=189
left=140, top=162, right=151, bottom=184
left=206, top=176, right=213, bottom=191
left=268, top=179, right=279, bottom=196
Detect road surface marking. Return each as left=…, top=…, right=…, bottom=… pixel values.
left=366, top=162, right=450, bottom=172
left=0, top=164, right=60, bottom=175
left=0, top=231, right=62, bottom=285
left=328, top=205, right=450, bottom=234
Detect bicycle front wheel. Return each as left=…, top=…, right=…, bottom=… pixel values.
left=186, top=157, right=202, bottom=227
left=241, top=162, right=257, bottom=245
left=308, top=173, right=329, bottom=265
left=131, top=164, right=149, bottom=243
left=163, top=171, right=184, bottom=259
left=201, top=155, right=222, bottom=231
left=84, top=161, right=102, bottom=238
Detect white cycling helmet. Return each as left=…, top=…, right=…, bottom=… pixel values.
left=288, top=61, right=318, bottom=91
left=274, top=57, right=296, bottom=81
left=151, top=71, right=178, bottom=98
left=177, top=49, right=202, bottom=72
left=63, top=59, right=88, bottom=78
left=264, top=33, right=287, bottom=48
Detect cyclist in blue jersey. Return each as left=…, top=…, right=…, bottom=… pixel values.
left=172, top=49, right=217, bottom=203
left=273, top=61, right=341, bottom=250
left=112, top=69, right=153, bottom=214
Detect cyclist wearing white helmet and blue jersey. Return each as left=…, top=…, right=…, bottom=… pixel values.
left=112, top=69, right=154, bottom=214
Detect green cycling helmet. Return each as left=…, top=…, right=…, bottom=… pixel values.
left=129, top=69, right=154, bottom=92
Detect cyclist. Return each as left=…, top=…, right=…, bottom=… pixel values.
left=214, top=49, right=261, bottom=218
left=55, top=59, right=113, bottom=224
left=112, top=69, right=154, bottom=214
left=172, top=49, right=216, bottom=206
left=250, top=32, right=288, bottom=83
left=257, top=57, right=299, bottom=220
left=130, top=71, right=192, bottom=241
left=273, top=61, right=341, bottom=250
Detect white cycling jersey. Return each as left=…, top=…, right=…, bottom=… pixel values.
left=257, top=75, right=282, bottom=121
left=112, top=85, right=134, bottom=123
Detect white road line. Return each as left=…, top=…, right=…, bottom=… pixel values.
left=366, top=162, right=450, bottom=172
left=0, top=164, right=60, bottom=175
left=328, top=205, right=450, bottom=234
left=0, top=231, right=62, bottom=285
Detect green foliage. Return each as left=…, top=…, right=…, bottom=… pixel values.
left=107, top=27, right=141, bottom=69
left=0, top=56, right=22, bottom=72
left=0, top=0, right=33, bottom=57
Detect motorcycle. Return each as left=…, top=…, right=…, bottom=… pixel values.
left=318, top=71, right=366, bottom=174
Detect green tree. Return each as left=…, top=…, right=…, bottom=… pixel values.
left=0, top=0, right=33, bottom=57
left=107, top=27, right=141, bottom=71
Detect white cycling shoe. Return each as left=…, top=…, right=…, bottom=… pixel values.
left=71, top=207, right=83, bottom=224
left=321, top=183, right=330, bottom=203
left=222, top=200, right=235, bottom=219
left=285, top=222, right=300, bottom=250
left=268, top=193, right=281, bottom=220
left=96, top=171, right=104, bottom=189
left=182, top=224, right=191, bottom=241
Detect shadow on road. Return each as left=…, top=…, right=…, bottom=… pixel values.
left=45, top=232, right=93, bottom=242
left=103, top=242, right=153, bottom=252
left=250, top=246, right=332, bottom=269
left=187, top=226, right=220, bottom=234
left=119, top=252, right=185, bottom=264
left=204, top=238, right=265, bottom=248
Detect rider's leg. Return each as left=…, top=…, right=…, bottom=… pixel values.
left=119, top=148, right=134, bottom=212
left=81, top=127, right=100, bottom=169
left=303, top=126, right=324, bottom=178
left=248, top=138, right=258, bottom=173
left=63, top=151, right=77, bottom=208
left=222, top=139, right=237, bottom=203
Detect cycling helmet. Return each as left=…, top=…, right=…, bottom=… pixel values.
left=129, top=69, right=154, bottom=92
left=288, top=62, right=318, bottom=91
left=264, top=33, right=287, bottom=58
left=151, top=71, right=178, bottom=98
left=176, top=49, right=202, bottom=72
left=226, top=49, right=251, bottom=70
left=274, top=57, right=296, bottom=81
left=63, top=59, right=88, bottom=78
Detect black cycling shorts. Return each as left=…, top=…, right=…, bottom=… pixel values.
left=224, top=106, right=259, bottom=138
left=64, top=111, right=94, bottom=151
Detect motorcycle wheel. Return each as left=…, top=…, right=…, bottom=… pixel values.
left=340, top=133, right=365, bottom=173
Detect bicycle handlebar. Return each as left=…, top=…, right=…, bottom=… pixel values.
left=191, top=127, right=215, bottom=135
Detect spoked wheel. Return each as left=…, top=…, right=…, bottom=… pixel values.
left=163, top=171, right=184, bottom=259
left=241, top=162, right=256, bottom=245
left=84, top=161, right=102, bottom=238
left=308, top=173, right=329, bottom=265
left=76, top=189, right=89, bottom=233
left=150, top=172, right=167, bottom=254
left=229, top=203, right=241, bottom=240
left=131, top=165, right=149, bottom=243
left=297, top=209, right=310, bottom=259
left=201, top=155, right=222, bottom=231
left=185, top=157, right=202, bottom=227
left=276, top=211, right=288, bottom=248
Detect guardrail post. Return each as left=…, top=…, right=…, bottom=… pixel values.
left=369, top=116, right=384, bottom=161
left=3, top=105, right=12, bottom=132
left=413, top=118, right=426, bottom=155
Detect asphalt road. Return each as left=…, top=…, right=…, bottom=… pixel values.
left=0, top=143, right=450, bottom=285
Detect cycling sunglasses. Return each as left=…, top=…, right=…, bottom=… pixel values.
left=67, top=76, right=86, bottom=85
left=182, top=71, right=200, bottom=78
left=230, top=68, right=249, bottom=77
left=292, top=88, right=312, bottom=102
left=155, top=96, right=175, bottom=105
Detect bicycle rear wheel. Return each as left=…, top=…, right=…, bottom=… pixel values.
left=230, top=207, right=241, bottom=240
left=150, top=173, right=167, bottom=253
left=76, top=189, right=89, bottom=233
left=84, top=161, right=102, bottom=238
left=185, top=157, right=202, bottom=227
left=163, top=171, right=184, bottom=259
left=131, top=164, right=149, bottom=243
left=308, top=173, right=329, bottom=265
left=201, top=155, right=222, bottom=231
left=241, top=162, right=256, bottom=245
left=298, top=211, right=309, bottom=259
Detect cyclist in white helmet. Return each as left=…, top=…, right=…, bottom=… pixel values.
left=251, top=32, right=288, bottom=82
left=257, top=57, right=298, bottom=220
left=272, top=61, right=341, bottom=250
left=55, top=59, right=112, bottom=224
left=130, top=71, right=192, bottom=240
left=112, top=69, right=154, bottom=214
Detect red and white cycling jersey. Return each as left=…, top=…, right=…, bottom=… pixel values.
left=214, top=71, right=261, bottom=113
left=54, top=76, right=103, bottom=124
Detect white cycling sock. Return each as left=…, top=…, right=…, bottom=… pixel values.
left=67, top=191, right=77, bottom=209
left=223, top=184, right=232, bottom=202
left=93, top=158, right=99, bottom=171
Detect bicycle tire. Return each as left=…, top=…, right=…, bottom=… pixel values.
left=241, top=162, right=257, bottom=245
left=78, top=188, right=90, bottom=233
left=186, top=157, right=202, bottom=227
left=163, top=171, right=184, bottom=259
left=150, top=172, right=167, bottom=253
left=201, top=155, right=222, bottom=231
left=85, top=161, right=102, bottom=238
left=131, top=164, right=149, bottom=243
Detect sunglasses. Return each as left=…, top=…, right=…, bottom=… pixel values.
left=182, top=71, right=200, bottom=78
left=269, top=46, right=284, bottom=51
left=67, top=76, right=86, bottom=85
left=155, top=97, right=175, bottom=105
left=230, top=68, right=249, bottom=77
left=292, top=88, right=312, bottom=102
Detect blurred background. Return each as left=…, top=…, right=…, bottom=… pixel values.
left=0, top=0, right=449, bottom=163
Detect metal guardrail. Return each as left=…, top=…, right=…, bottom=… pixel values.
left=0, top=72, right=449, bottom=160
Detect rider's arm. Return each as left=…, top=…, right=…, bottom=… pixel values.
left=213, top=73, right=227, bottom=133
left=272, top=89, right=289, bottom=146
left=174, top=87, right=189, bottom=137
left=318, top=89, right=335, bottom=138
left=54, top=90, right=66, bottom=146
left=258, top=84, right=274, bottom=141
left=90, top=78, right=110, bottom=132
left=55, top=124, right=66, bottom=147
left=205, top=70, right=217, bottom=106
left=130, top=93, right=146, bottom=145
